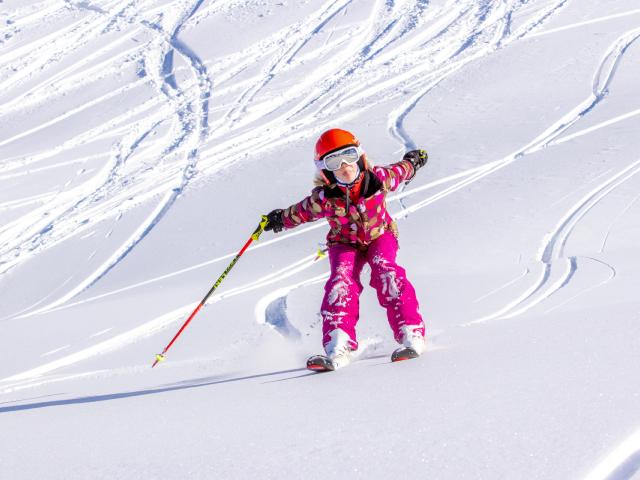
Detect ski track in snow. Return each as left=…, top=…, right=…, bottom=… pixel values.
left=1, top=0, right=566, bottom=295
left=0, top=0, right=213, bottom=290
left=5, top=0, right=566, bottom=314
left=3, top=1, right=640, bottom=387
left=40, top=345, right=71, bottom=358
left=583, top=428, right=640, bottom=480
left=469, top=25, right=640, bottom=323
left=1, top=252, right=326, bottom=384
left=599, top=189, right=640, bottom=254
left=254, top=273, right=328, bottom=340
left=89, top=327, right=113, bottom=338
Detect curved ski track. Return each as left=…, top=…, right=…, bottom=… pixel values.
left=0, top=0, right=213, bottom=310
left=3, top=1, right=640, bottom=386
left=1, top=0, right=569, bottom=314
left=583, top=427, right=640, bottom=480
left=470, top=25, right=640, bottom=323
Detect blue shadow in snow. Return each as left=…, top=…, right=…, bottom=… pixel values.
left=0, top=367, right=312, bottom=414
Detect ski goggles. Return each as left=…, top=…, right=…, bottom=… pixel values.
left=317, top=145, right=362, bottom=171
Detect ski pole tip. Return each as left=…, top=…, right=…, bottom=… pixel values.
left=152, top=353, right=165, bottom=368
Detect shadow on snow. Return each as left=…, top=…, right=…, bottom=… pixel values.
left=0, top=367, right=313, bottom=414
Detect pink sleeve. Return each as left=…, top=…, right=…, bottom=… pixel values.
left=282, top=187, right=329, bottom=229
left=374, top=160, right=415, bottom=192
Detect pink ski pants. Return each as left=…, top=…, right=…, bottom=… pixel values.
left=321, top=232, right=425, bottom=352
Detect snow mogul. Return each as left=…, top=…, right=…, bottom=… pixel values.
left=264, top=128, right=428, bottom=371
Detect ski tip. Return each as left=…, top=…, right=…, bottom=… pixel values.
left=391, top=347, right=420, bottom=363
left=392, top=355, right=412, bottom=362
left=306, top=355, right=335, bottom=372
left=307, top=364, right=333, bottom=372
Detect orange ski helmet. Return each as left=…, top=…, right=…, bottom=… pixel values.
left=314, top=128, right=368, bottom=184
left=315, top=128, right=360, bottom=161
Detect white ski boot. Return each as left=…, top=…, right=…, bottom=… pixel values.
left=325, top=329, right=354, bottom=370
left=392, top=326, right=426, bottom=362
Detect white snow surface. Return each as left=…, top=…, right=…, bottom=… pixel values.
left=1, top=0, right=640, bottom=478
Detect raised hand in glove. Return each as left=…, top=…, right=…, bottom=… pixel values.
left=264, top=209, right=285, bottom=233
left=403, top=149, right=428, bottom=173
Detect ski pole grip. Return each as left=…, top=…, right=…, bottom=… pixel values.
left=252, top=215, right=269, bottom=241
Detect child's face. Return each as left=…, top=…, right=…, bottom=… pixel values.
left=334, top=162, right=359, bottom=184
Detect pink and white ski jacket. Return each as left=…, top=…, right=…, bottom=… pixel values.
left=282, top=160, right=415, bottom=249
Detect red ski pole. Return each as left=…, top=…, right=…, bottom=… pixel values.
left=152, top=215, right=269, bottom=367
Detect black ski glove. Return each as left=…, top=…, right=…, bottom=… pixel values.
left=264, top=209, right=285, bottom=233
left=403, top=149, right=428, bottom=177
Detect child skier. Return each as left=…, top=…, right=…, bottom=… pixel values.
left=264, top=128, right=428, bottom=371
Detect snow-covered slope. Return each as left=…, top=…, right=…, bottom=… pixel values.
left=1, top=1, right=640, bottom=478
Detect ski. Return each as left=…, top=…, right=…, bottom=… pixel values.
left=308, top=345, right=420, bottom=371
left=306, top=355, right=335, bottom=372
left=391, top=346, right=419, bottom=362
